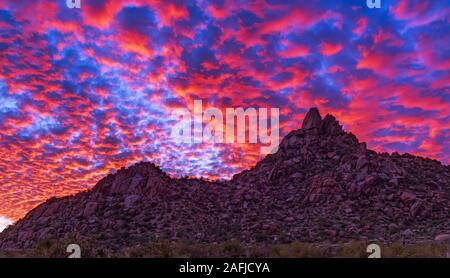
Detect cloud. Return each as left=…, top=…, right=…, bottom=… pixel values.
left=0, top=216, right=12, bottom=232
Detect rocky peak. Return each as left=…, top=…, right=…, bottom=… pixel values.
left=301, top=107, right=322, bottom=130
left=92, top=161, right=170, bottom=196
left=320, top=114, right=344, bottom=135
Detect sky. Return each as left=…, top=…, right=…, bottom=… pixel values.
left=0, top=0, right=449, bottom=222
left=0, top=216, right=12, bottom=232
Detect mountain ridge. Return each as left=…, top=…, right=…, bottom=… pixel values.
left=1, top=108, right=449, bottom=251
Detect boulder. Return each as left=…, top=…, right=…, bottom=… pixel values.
left=434, top=234, right=450, bottom=241
left=400, top=192, right=416, bottom=203
left=356, top=156, right=368, bottom=170
left=124, top=195, right=141, bottom=209
left=301, top=108, right=322, bottom=130
left=83, top=202, right=98, bottom=217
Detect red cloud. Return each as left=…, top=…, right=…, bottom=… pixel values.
left=319, top=42, right=342, bottom=56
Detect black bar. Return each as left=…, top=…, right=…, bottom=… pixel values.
left=0, top=259, right=448, bottom=277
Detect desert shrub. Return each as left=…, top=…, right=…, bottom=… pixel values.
left=382, top=242, right=447, bottom=258
left=0, top=239, right=447, bottom=258
left=221, top=239, right=245, bottom=257
left=337, top=241, right=370, bottom=258
left=270, top=241, right=331, bottom=258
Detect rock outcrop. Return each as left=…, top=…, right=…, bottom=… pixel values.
left=301, top=107, right=322, bottom=130
left=0, top=108, right=449, bottom=251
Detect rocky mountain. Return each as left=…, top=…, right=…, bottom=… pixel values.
left=0, top=108, right=449, bottom=251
